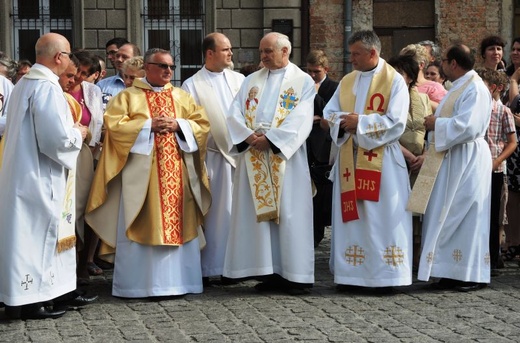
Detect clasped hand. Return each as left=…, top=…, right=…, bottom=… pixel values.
left=339, top=113, right=358, bottom=133
left=246, top=132, right=270, bottom=151
left=152, top=116, right=179, bottom=134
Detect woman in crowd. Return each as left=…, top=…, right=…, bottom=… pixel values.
left=480, top=35, right=506, bottom=71
left=400, top=44, right=447, bottom=110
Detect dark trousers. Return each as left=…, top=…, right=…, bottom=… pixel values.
left=490, top=172, right=504, bottom=269
left=313, top=186, right=331, bottom=245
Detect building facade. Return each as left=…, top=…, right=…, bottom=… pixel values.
left=0, top=0, right=518, bottom=84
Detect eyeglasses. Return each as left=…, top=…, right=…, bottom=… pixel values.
left=147, top=62, right=176, bottom=71
left=60, top=51, right=73, bottom=58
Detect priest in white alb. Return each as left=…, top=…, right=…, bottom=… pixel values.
left=0, top=33, right=88, bottom=319
left=182, top=32, right=244, bottom=283
left=222, top=32, right=316, bottom=295
left=324, top=30, right=412, bottom=292
left=411, top=45, right=492, bottom=292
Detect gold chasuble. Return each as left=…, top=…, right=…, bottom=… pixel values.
left=338, top=62, right=395, bottom=222
left=86, top=80, right=210, bottom=257
left=407, top=75, right=476, bottom=214
left=243, top=67, right=305, bottom=222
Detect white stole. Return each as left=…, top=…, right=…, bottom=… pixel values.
left=243, top=64, right=306, bottom=222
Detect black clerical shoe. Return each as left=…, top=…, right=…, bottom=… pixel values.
left=455, top=282, right=487, bottom=292
left=254, top=281, right=280, bottom=292
left=5, top=304, right=66, bottom=320
left=54, top=293, right=98, bottom=311
left=431, top=278, right=461, bottom=290
left=21, top=306, right=66, bottom=320
left=67, top=294, right=98, bottom=307
left=220, top=276, right=239, bottom=286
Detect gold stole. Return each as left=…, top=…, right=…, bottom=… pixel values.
left=142, top=89, right=185, bottom=245
left=244, top=67, right=305, bottom=222
left=338, top=62, right=395, bottom=222
left=57, top=93, right=81, bottom=252
left=407, top=75, right=476, bottom=214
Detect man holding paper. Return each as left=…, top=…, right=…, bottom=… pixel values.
left=324, top=30, right=412, bottom=291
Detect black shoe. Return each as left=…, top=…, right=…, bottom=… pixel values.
left=431, top=278, right=461, bottom=290
left=54, top=293, right=98, bottom=310
left=93, top=257, right=114, bottom=270
left=455, top=282, right=487, bottom=292
left=284, top=287, right=310, bottom=296
left=23, top=306, right=66, bottom=320
left=5, top=304, right=66, bottom=320
left=372, top=287, right=395, bottom=295
left=220, top=276, right=239, bottom=285
left=254, top=281, right=280, bottom=292
left=282, top=280, right=312, bottom=296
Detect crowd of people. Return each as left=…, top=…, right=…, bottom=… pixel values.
left=0, top=28, right=518, bottom=320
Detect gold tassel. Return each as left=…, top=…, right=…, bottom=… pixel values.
left=257, top=211, right=278, bottom=223
left=57, top=236, right=76, bottom=253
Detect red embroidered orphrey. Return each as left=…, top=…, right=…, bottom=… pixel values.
left=367, top=93, right=385, bottom=112
left=363, top=149, right=378, bottom=162
left=343, top=168, right=352, bottom=182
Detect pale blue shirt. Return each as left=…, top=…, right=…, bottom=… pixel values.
left=96, top=74, right=126, bottom=110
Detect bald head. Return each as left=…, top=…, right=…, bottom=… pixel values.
left=36, top=33, right=70, bottom=60
left=35, top=33, right=71, bottom=75
left=203, top=32, right=233, bottom=72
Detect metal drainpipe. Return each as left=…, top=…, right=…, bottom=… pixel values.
left=344, top=0, right=353, bottom=74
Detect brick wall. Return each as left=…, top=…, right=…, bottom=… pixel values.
left=309, top=0, right=344, bottom=81
left=308, top=0, right=512, bottom=80
left=437, top=0, right=503, bottom=62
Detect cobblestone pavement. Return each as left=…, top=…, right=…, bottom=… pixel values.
left=1, top=232, right=520, bottom=343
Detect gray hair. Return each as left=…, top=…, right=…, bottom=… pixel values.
left=348, top=30, right=381, bottom=54
left=266, top=32, right=292, bottom=55
left=0, top=57, right=18, bottom=81
left=143, top=48, right=171, bottom=63
left=418, top=40, right=441, bottom=60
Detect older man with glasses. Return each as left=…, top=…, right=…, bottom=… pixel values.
left=0, top=33, right=90, bottom=319
left=86, top=48, right=211, bottom=299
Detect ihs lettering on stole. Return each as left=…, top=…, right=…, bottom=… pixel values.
left=342, top=199, right=355, bottom=213
left=356, top=178, right=376, bottom=192
left=365, top=122, right=387, bottom=140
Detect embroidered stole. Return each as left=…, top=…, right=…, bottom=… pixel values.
left=338, top=62, right=395, bottom=222
left=407, top=75, right=476, bottom=214
left=244, top=66, right=305, bottom=222
left=145, top=89, right=184, bottom=245
left=57, top=93, right=81, bottom=252
left=192, top=69, right=239, bottom=167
